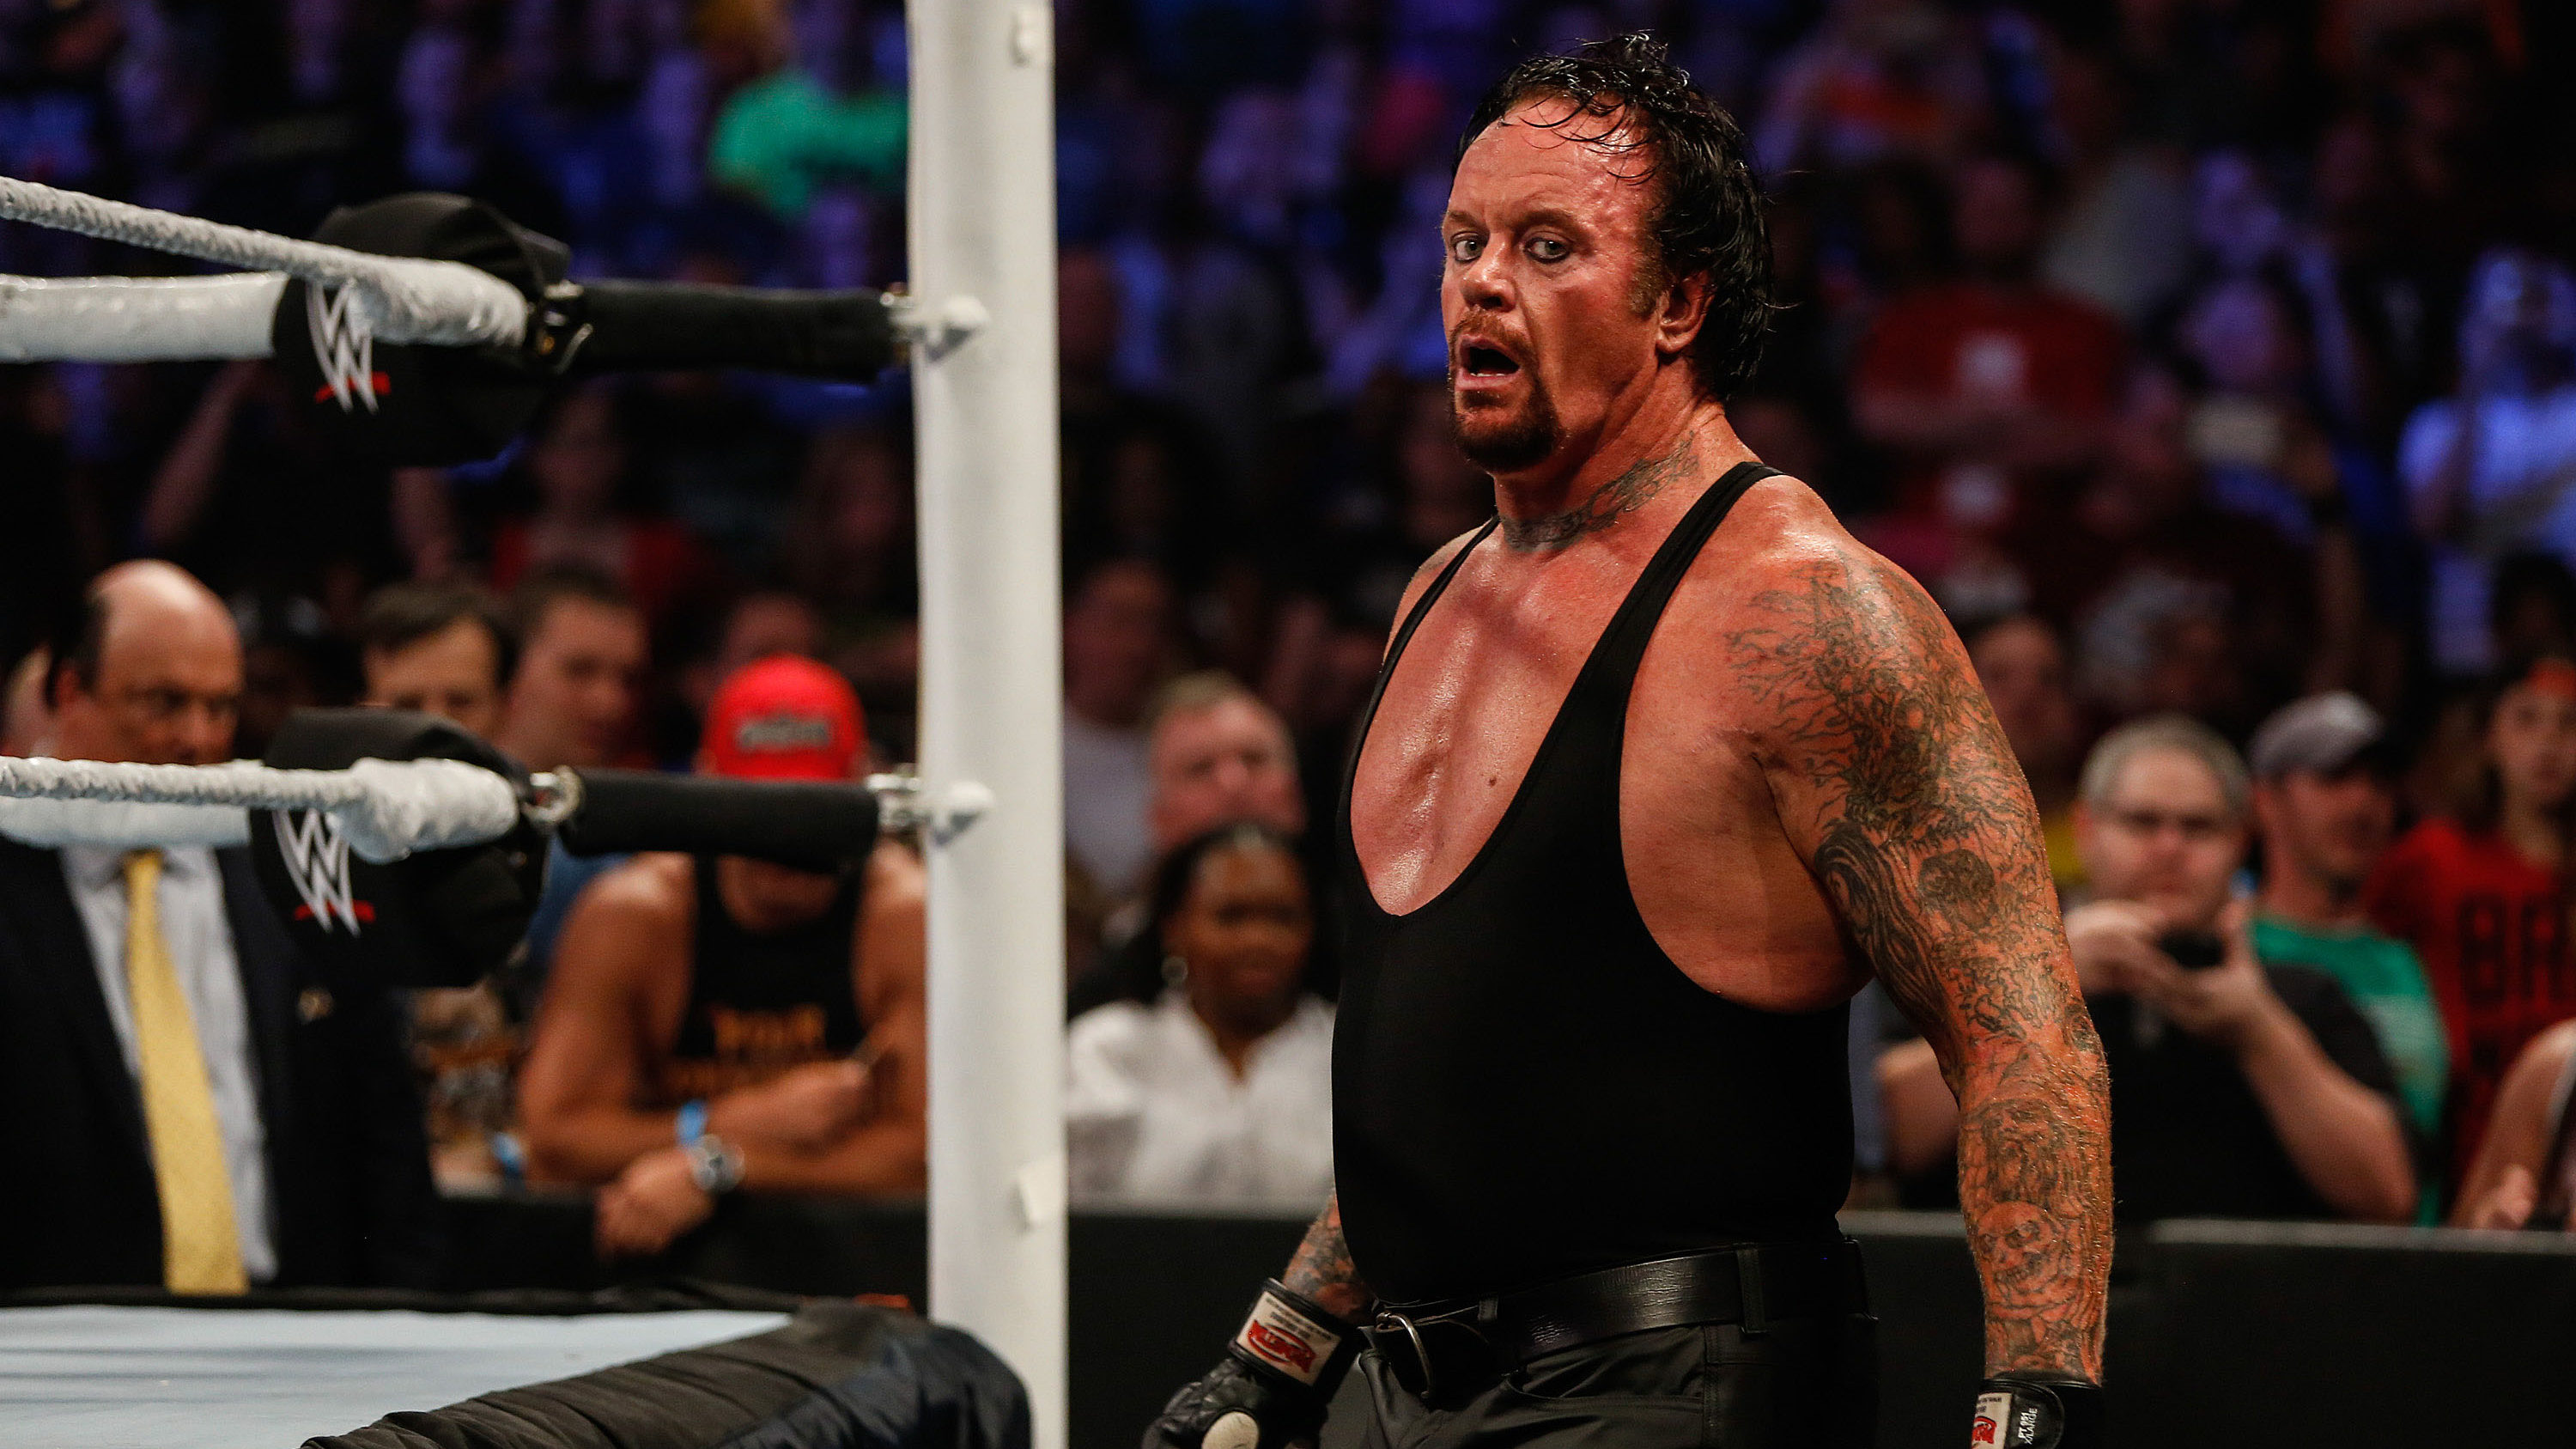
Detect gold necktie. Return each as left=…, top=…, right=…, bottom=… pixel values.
left=122, top=849, right=248, bottom=1294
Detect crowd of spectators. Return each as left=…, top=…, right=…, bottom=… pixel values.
left=7, top=0, right=2576, bottom=1292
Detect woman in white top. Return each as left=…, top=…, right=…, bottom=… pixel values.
left=1066, top=823, right=1334, bottom=1210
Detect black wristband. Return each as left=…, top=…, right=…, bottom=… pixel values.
left=1975, top=1374, right=2104, bottom=1448
left=1227, top=1280, right=1361, bottom=1399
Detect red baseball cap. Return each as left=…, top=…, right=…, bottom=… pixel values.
left=701, top=655, right=865, bottom=781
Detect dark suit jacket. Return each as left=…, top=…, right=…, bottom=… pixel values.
left=0, top=841, right=440, bottom=1292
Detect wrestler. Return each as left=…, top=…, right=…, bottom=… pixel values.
left=1147, top=36, right=2111, bottom=1449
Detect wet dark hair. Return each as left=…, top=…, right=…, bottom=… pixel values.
left=1461, top=33, right=1771, bottom=397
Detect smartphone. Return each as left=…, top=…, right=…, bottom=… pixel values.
left=2157, top=930, right=2227, bottom=971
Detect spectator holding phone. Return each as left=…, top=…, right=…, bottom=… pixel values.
left=1890, top=715, right=2417, bottom=1227
left=2069, top=716, right=2414, bottom=1222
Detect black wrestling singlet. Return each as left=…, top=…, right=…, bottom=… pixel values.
left=654, top=856, right=867, bottom=1106
left=1331, top=461, right=1855, bottom=1304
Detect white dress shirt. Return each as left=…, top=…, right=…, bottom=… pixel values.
left=1066, top=989, right=1334, bottom=1212
left=61, top=846, right=277, bottom=1283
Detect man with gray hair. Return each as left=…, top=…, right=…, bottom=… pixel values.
left=1880, top=712, right=2412, bottom=1221
left=1145, top=671, right=1306, bottom=857
left=2064, top=714, right=2415, bottom=1221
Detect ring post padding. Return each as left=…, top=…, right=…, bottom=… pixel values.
left=555, top=770, right=883, bottom=868
left=909, top=0, right=1067, bottom=1444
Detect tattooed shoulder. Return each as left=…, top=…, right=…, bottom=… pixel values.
left=1722, top=541, right=2111, bottom=1379
left=1717, top=545, right=2055, bottom=1018
left=1721, top=545, right=2038, bottom=843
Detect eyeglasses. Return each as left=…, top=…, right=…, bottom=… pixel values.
left=2103, top=805, right=2233, bottom=844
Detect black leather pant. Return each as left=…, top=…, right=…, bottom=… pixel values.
left=1351, top=1313, right=1877, bottom=1449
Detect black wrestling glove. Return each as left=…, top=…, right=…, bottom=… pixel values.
left=1972, top=1375, right=2104, bottom=1448
left=1144, top=1280, right=1359, bottom=1449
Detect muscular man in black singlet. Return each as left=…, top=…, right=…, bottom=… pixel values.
left=1146, top=36, right=2111, bottom=1449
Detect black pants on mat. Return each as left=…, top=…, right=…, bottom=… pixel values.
left=1351, top=1314, right=1878, bottom=1449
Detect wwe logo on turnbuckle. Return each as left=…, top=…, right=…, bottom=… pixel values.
left=276, top=808, right=362, bottom=934
left=307, top=282, right=380, bottom=414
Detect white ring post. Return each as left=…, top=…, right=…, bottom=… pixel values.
left=908, top=0, right=1066, bottom=1442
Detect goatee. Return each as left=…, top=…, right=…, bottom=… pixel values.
left=1450, top=385, right=1560, bottom=473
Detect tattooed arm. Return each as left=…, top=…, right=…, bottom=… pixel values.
left=1732, top=547, right=2111, bottom=1379
left=1280, top=1190, right=1371, bottom=1320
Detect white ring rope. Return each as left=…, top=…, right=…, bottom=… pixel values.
left=0, top=272, right=284, bottom=362
left=0, top=174, right=527, bottom=349
left=0, top=755, right=521, bottom=862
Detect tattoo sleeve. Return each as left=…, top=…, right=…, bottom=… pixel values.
left=1731, top=554, right=2112, bottom=1379
left=1281, top=1190, right=1372, bottom=1322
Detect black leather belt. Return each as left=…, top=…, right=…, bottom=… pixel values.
left=1366, top=1240, right=1868, bottom=1400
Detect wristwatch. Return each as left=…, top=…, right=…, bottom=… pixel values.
left=683, top=1134, right=745, bottom=1195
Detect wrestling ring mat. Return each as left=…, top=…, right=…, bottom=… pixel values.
left=0, top=1287, right=1024, bottom=1449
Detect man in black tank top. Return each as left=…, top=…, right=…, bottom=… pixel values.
left=1148, top=35, right=2111, bottom=1449
left=518, top=659, right=927, bottom=1259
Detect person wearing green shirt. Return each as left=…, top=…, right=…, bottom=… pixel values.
left=709, top=0, right=907, bottom=220
left=2247, top=693, right=2450, bottom=1216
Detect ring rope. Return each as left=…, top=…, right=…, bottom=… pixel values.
left=0, top=272, right=285, bottom=362
left=0, top=755, right=521, bottom=861
left=0, top=174, right=526, bottom=348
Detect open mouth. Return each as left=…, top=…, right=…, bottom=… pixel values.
left=1461, top=344, right=1521, bottom=378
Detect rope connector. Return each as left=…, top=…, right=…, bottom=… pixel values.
left=865, top=770, right=993, bottom=846
left=888, top=292, right=989, bottom=359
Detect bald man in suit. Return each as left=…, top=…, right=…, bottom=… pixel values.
left=0, top=562, right=438, bottom=1292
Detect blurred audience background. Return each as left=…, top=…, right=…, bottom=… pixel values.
left=5, top=0, right=2576, bottom=1238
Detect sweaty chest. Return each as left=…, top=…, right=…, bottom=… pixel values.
left=1345, top=546, right=1852, bottom=1008
left=1349, top=562, right=1625, bottom=913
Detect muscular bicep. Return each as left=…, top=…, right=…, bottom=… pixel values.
left=1728, top=550, right=2072, bottom=1052
left=1730, top=545, right=2112, bottom=1377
